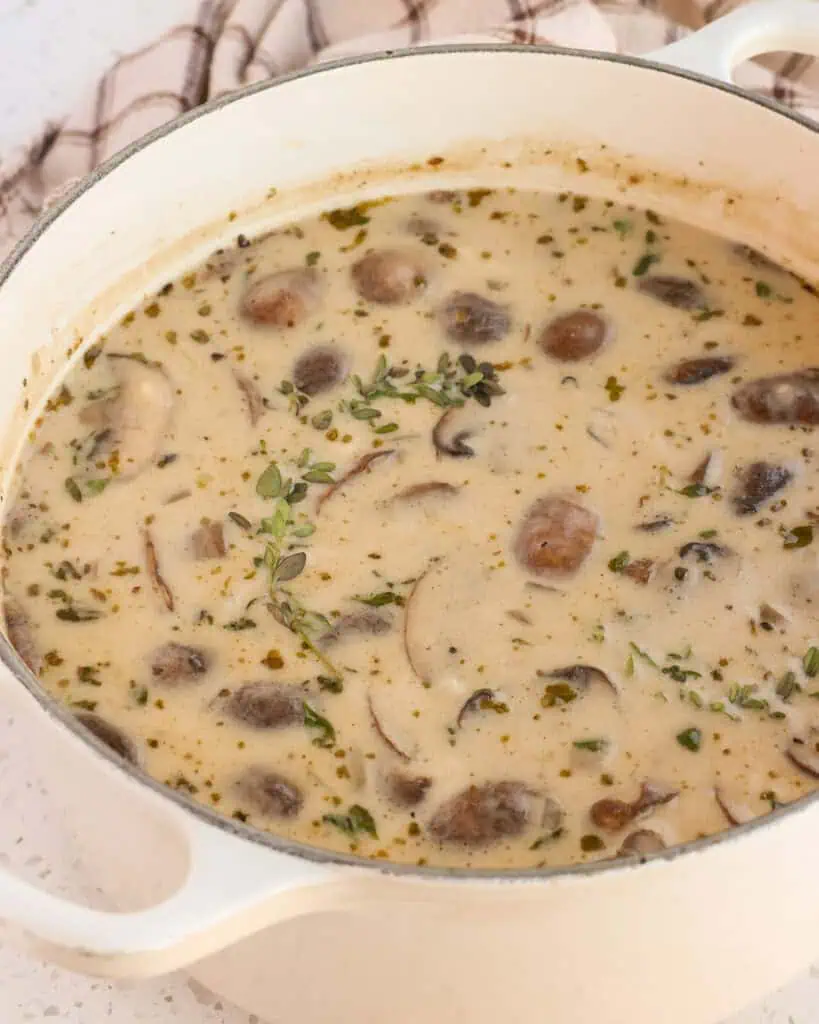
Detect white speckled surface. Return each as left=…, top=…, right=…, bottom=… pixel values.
left=0, top=2, right=817, bottom=1021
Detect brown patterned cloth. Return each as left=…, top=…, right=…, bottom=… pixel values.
left=1, top=0, right=817, bottom=258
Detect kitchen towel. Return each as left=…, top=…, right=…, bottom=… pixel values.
left=1, top=0, right=817, bottom=258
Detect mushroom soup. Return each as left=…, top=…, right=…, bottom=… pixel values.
left=4, top=187, right=819, bottom=869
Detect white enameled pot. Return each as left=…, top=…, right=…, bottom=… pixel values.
left=2, top=4, right=819, bottom=1022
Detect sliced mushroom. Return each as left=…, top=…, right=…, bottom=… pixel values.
left=351, top=249, right=427, bottom=305
left=394, top=481, right=459, bottom=503
left=220, top=682, right=304, bottom=730
left=439, top=291, right=511, bottom=345
left=3, top=598, right=41, bottom=674
left=234, top=371, right=266, bottom=426
left=292, top=344, right=348, bottom=396
left=316, top=449, right=395, bottom=513
left=787, top=728, right=819, bottom=777
left=514, top=496, right=598, bottom=577
left=432, top=408, right=477, bottom=458
left=618, top=830, right=666, bottom=856
left=403, top=570, right=433, bottom=685
left=240, top=268, right=320, bottom=328
left=456, top=688, right=506, bottom=728
left=190, top=521, right=226, bottom=560
left=541, top=794, right=565, bottom=836
left=635, top=516, right=674, bottom=533
left=538, top=310, right=614, bottom=362
left=690, top=449, right=723, bottom=489
left=75, top=712, right=139, bottom=765
left=143, top=528, right=174, bottom=612
left=732, top=461, right=792, bottom=515
left=383, top=770, right=432, bottom=808
left=732, top=370, right=819, bottom=426
left=80, top=355, right=174, bottom=481
left=622, top=558, right=655, bottom=585
left=590, top=781, right=677, bottom=831
left=637, top=275, right=707, bottom=311
left=428, top=781, right=537, bottom=846
left=367, top=690, right=413, bottom=761
left=320, top=610, right=391, bottom=647
left=759, top=602, right=789, bottom=628
left=714, top=786, right=757, bottom=826
left=678, top=541, right=731, bottom=562
left=733, top=243, right=785, bottom=273
left=234, top=766, right=303, bottom=819
left=664, top=355, right=735, bottom=386
left=150, top=642, right=209, bottom=686
left=538, top=664, right=618, bottom=700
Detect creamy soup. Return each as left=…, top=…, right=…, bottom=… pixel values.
left=4, top=187, right=819, bottom=870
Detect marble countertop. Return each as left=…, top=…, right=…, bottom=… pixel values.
left=0, top=1, right=816, bottom=1021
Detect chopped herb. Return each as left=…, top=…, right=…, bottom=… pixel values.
left=632, top=252, right=660, bottom=277
left=70, top=699, right=98, bottom=712
left=56, top=606, right=102, bottom=622
left=756, top=281, right=772, bottom=298
left=322, top=204, right=371, bottom=230
left=223, top=617, right=256, bottom=631
left=530, top=829, right=564, bottom=850
left=306, top=251, right=321, bottom=266
left=662, top=664, right=702, bottom=683
left=322, top=803, right=377, bottom=838
left=580, top=834, right=605, bottom=852
left=228, top=511, right=252, bottom=530
left=272, top=551, right=307, bottom=584
left=613, top=219, right=631, bottom=238
left=728, top=684, right=767, bottom=711
left=133, top=685, right=149, bottom=706
left=604, top=376, right=625, bottom=402
left=803, top=646, right=819, bottom=678
left=784, top=525, right=814, bottom=549
left=676, top=727, right=702, bottom=752
left=304, top=702, right=335, bottom=748
left=776, top=671, right=800, bottom=701
left=608, top=550, right=630, bottom=573
left=354, top=590, right=404, bottom=608
left=86, top=479, right=109, bottom=495
left=629, top=642, right=659, bottom=669
left=679, top=483, right=713, bottom=498
left=318, top=674, right=344, bottom=693
left=573, top=738, right=607, bottom=752
left=541, top=682, right=577, bottom=707
left=64, top=477, right=82, bottom=503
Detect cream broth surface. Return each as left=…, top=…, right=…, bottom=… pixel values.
left=4, top=188, right=819, bottom=869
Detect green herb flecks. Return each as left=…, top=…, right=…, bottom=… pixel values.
left=573, top=738, right=608, bottom=752
left=784, top=525, right=814, bottom=550
left=604, top=376, right=625, bottom=402
left=776, top=671, right=800, bottom=702
left=608, top=550, right=630, bottom=573
left=64, top=477, right=83, bottom=503
left=676, top=727, right=702, bottom=752
left=304, top=702, right=336, bottom=748
left=803, top=646, right=819, bottom=678
left=632, top=252, right=660, bottom=277
left=323, top=803, right=378, bottom=838
left=354, top=590, right=405, bottom=608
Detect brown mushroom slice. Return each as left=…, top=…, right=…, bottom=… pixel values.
left=292, top=344, right=348, bottom=396
left=316, top=449, right=396, bottom=513
left=320, top=610, right=392, bottom=648
left=150, top=642, right=209, bottom=686
left=80, top=355, right=174, bottom=481
left=690, top=449, right=723, bottom=489
left=539, top=664, right=618, bottom=700
left=432, top=407, right=478, bottom=459
left=3, top=598, right=41, bottom=674
left=220, top=682, right=304, bottom=730
left=456, top=688, right=508, bottom=728
left=234, top=766, right=303, bottom=819
left=622, top=558, right=656, bottom=585
left=351, top=249, right=427, bottom=305
left=234, top=371, right=266, bottom=426
left=637, top=275, right=708, bottom=311
left=664, top=355, right=735, bottom=386
left=383, top=770, right=432, bottom=808
left=541, top=795, right=566, bottom=836
left=678, top=540, right=732, bottom=563
left=590, top=781, right=678, bottom=832
left=618, top=830, right=666, bottom=856
left=367, top=690, right=414, bottom=761
left=714, top=786, right=757, bottom=826
left=733, top=243, right=786, bottom=273
left=428, top=781, right=537, bottom=846
left=732, top=461, right=792, bottom=515
left=75, top=712, right=139, bottom=765
left=514, top=496, right=598, bottom=577
left=439, top=291, right=511, bottom=345
left=787, top=728, right=819, bottom=778
left=403, top=569, right=435, bottom=685
left=394, top=481, right=460, bottom=503
left=190, top=521, right=226, bottom=559
left=538, top=310, right=614, bottom=362
left=143, top=528, right=174, bottom=612
left=240, top=268, right=321, bottom=328
left=732, top=370, right=819, bottom=425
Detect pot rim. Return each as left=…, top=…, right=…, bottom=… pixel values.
left=1, top=41, right=817, bottom=885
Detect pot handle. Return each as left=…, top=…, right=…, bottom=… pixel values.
left=0, top=806, right=335, bottom=978
left=646, top=0, right=819, bottom=83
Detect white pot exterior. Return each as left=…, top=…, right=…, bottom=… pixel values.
left=2, top=20, right=819, bottom=1024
